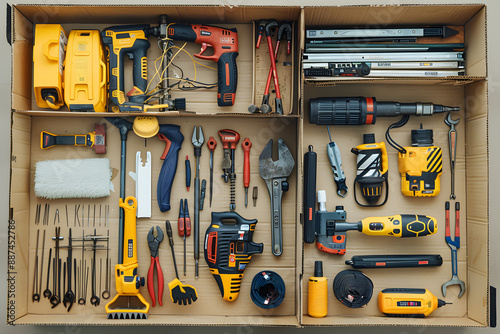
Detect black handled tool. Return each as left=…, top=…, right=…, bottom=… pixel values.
left=345, top=254, right=443, bottom=269
left=310, top=97, right=459, bottom=125
left=303, top=145, right=317, bottom=243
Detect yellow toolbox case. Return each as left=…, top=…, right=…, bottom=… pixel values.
left=33, top=24, right=67, bottom=110
left=63, top=30, right=107, bottom=112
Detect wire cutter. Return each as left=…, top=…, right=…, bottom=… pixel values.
left=147, top=226, right=164, bottom=307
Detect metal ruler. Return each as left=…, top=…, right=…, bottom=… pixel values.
left=306, top=27, right=457, bottom=39
left=303, top=52, right=464, bottom=62
left=303, top=61, right=464, bottom=70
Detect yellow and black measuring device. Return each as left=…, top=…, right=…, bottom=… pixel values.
left=351, top=134, right=389, bottom=207
left=378, top=288, right=450, bottom=317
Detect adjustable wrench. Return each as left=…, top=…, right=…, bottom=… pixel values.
left=259, top=138, right=295, bottom=256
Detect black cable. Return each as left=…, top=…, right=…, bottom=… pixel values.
left=250, top=271, right=286, bottom=309
left=385, top=115, right=410, bottom=154
left=333, top=270, right=373, bottom=308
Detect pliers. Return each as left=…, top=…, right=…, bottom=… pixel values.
left=147, top=226, right=164, bottom=307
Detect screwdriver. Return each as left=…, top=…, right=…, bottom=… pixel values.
left=185, top=156, right=191, bottom=191
left=207, top=137, right=217, bottom=207
left=310, top=97, right=460, bottom=125
left=242, top=138, right=252, bottom=207
left=326, top=126, right=347, bottom=197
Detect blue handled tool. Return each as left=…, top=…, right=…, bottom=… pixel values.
left=185, top=156, right=191, bottom=191
left=157, top=124, right=184, bottom=212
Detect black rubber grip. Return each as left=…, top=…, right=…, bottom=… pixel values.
left=217, top=52, right=238, bottom=106
left=303, top=146, right=317, bottom=243
left=346, top=254, right=443, bottom=269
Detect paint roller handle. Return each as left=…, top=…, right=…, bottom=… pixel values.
left=157, top=124, right=185, bottom=212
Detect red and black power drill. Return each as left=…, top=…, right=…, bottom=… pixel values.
left=166, top=24, right=239, bottom=106
left=101, top=17, right=239, bottom=111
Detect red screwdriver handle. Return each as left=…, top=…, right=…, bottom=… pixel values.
left=242, top=138, right=252, bottom=188
left=185, top=216, right=191, bottom=237
left=178, top=217, right=185, bottom=237
left=207, top=136, right=217, bottom=151
left=455, top=202, right=460, bottom=238
left=218, top=129, right=240, bottom=150
left=184, top=199, right=191, bottom=237
left=147, top=257, right=156, bottom=307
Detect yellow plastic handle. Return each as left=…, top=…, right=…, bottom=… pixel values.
left=99, top=59, right=107, bottom=89
left=119, top=196, right=138, bottom=266
left=43, top=39, right=60, bottom=61
left=379, top=142, right=389, bottom=175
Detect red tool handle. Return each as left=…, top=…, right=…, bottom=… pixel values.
left=147, top=257, right=164, bottom=307
left=455, top=202, right=460, bottom=238
left=218, top=129, right=240, bottom=150
left=207, top=136, right=217, bottom=151
left=445, top=201, right=450, bottom=238
left=266, top=35, right=282, bottom=99
left=242, top=138, right=252, bottom=188
left=185, top=216, right=191, bottom=237
left=178, top=217, right=185, bottom=237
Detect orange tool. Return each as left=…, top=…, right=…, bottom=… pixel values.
left=242, top=138, right=252, bottom=207
left=178, top=199, right=191, bottom=276
left=218, top=129, right=240, bottom=210
left=207, top=137, right=217, bottom=207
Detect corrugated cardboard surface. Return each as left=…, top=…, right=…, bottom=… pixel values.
left=5, top=2, right=491, bottom=328
left=300, top=82, right=482, bottom=323
left=20, top=115, right=298, bottom=322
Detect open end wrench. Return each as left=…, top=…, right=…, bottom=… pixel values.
left=259, top=138, right=295, bottom=256
left=445, top=113, right=460, bottom=200
left=442, top=201, right=465, bottom=298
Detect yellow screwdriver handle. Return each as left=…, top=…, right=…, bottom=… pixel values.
left=361, top=214, right=437, bottom=237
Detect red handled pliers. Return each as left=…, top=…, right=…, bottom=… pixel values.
left=147, top=226, right=164, bottom=307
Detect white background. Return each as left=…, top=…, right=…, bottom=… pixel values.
left=1, top=0, right=498, bottom=333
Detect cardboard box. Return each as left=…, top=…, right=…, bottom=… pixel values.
left=6, top=3, right=491, bottom=328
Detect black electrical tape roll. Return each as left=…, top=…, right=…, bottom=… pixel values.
left=250, top=271, right=286, bottom=309
left=333, top=270, right=373, bottom=308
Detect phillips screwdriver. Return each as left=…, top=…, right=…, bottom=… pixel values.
left=207, top=137, right=217, bottom=207
left=242, top=138, right=252, bottom=207
left=327, top=126, right=348, bottom=197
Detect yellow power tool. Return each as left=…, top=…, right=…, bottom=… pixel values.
left=398, top=125, right=442, bottom=197
left=106, top=196, right=150, bottom=319
left=378, top=288, right=449, bottom=317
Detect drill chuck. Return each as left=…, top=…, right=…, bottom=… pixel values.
left=310, top=97, right=459, bottom=125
